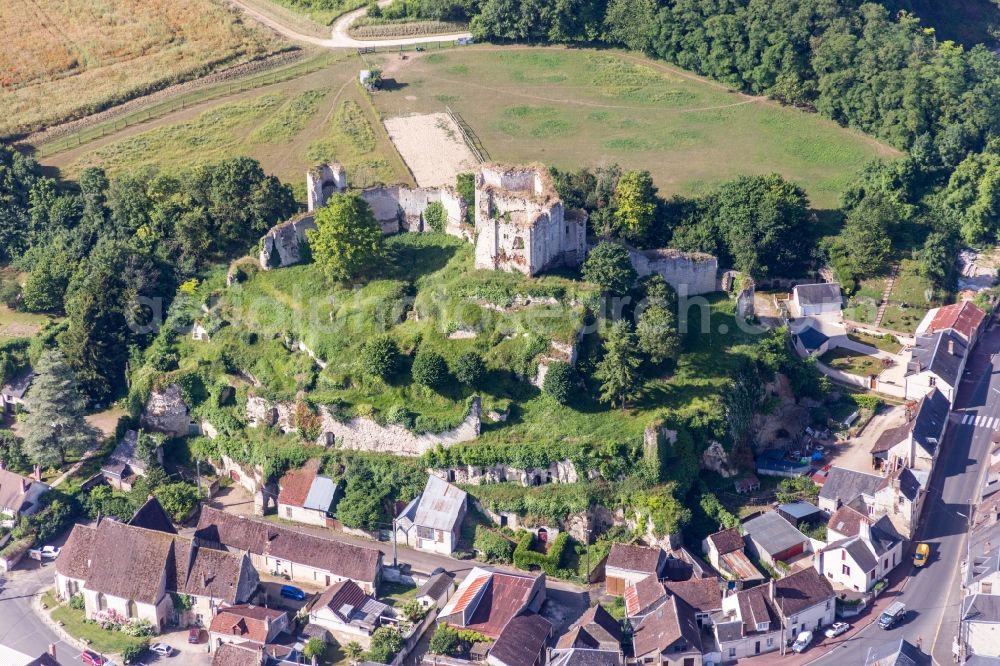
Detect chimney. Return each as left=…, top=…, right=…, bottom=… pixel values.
left=34, top=465, right=41, bottom=483
left=21, top=478, right=29, bottom=493
left=859, top=517, right=872, bottom=543
left=48, top=644, right=57, bottom=659
left=949, top=339, right=956, bottom=355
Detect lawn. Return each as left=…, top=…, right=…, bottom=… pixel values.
left=0, top=305, right=57, bottom=340
left=880, top=259, right=939, bottom=333
left=820, top=347, right=885, bottom=377
left=0, top=0, right=283, bottom=138
left=45, top=55, right=411, bottom=197
left=847, top=331, right=902, bottom=354
left=370, top=46, right=899, bottom=209
left=42, top=591, right=148, bottom=656
left=379, top=581, right=419, bottom=606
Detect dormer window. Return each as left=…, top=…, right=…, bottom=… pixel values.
left=756, top=622, right=769, bottom=632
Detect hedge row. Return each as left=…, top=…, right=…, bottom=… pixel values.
left=512, top=531, right=570, bottom=576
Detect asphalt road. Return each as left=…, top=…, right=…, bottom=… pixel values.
left=0, top=560, right=76, bottom=665
left=811, top=315, right=1000, bottom=665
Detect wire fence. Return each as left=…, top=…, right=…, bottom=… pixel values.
left=446, top=105, right=489, bottom=163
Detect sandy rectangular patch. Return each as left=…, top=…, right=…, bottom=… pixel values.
left=383, top=112, right=479, bottom=187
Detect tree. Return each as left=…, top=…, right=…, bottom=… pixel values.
left=542, top=361, right=574, bottom=404
left=833, top=194, right=894, bottom=280
left=0, top=278, right=19, bottom=309
left=595, top=320, right=642, bottom=408
left=942, top=149, right=1000, bottom=245
left=344, top=642, right=365, bottom=663
left=636, top=303, right=679, bottom=365
left=473, top=525, right=516, bottom=563
left=154, top=482, right=200, bottom=522
left=613, top=170, right=657, bottom=245
left=368, top=627, right=404, bottom=664
left=303, top=637, right=328, bottom=661
left=453, top=351, right=485, bottom=386
left=424, top=201, right=447, bottom=233
left=21, top=350, right=94, bottom=467
left=20, top=239, right=75, bottom=313
left=412, top=349, right=449, bottom=389
left=582, top=242, right=637, bottom=295
left=603, top=0, right=656, bottom=52
left=710, top=174, right=811, bottom=278
left=307, top=193, right=385, bottom=283
left=724, top=361, right=764, bottom=469
left=429, top=624, right=462, bottom=655
left=360, top=336, right=401, bottom=379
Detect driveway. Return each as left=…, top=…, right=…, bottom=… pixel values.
left=228, top=0, right=471, bottom=48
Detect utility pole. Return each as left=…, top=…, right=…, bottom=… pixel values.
left=392, top=518, right=398, bottom=567
left=196, top=458, right=202, bottom=496
left=585, top=528, right=593, bottom=583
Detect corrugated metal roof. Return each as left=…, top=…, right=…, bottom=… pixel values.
left=303, top=476, right=339, bottom=513
left=412, top=475, right=467, bottom=532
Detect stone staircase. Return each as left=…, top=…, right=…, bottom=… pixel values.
left=873, top=263, right=899, bottom=328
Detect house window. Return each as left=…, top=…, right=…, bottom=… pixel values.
left=755, top=622, right=769, bottom=632
left=97, top=593, right=108, bottom=611
left=884, top=558, right=889, bottom=569
left=841, top=551, right=846, bottom=560
left=729, top=648, right=736, bottom=658
left=790, top=617, right=798, bottom=626
left=842, top=565, right=851, bottom=576
left=126, top=600, right=137, bottom=619
left=417, top=526, right=434, bottom=541
left=929, top=377, right=936, bottom=386
left=985, top=582, right=993, bottom=594
left=826, top=600, right=831, bottom=610
left=766, top=638, right=774, bottom=648
left=285, top=507, right=292, bottom=518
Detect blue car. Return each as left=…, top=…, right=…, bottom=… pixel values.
left=280, top=584, right=306, bottom=601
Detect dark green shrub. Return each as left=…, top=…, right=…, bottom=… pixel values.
left=412, top=349, right=448, bottom=388
left=453, top=351, right=485, bottom=386
left=543, top=361, right=574, bottom=404
left=360, top=336, right=401, bottom=379
left=424, top=201, right=447, bottom=232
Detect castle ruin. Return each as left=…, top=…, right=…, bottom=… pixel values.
left=473, top=164, right=587, bottom=276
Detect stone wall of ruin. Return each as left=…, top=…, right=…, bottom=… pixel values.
left=626, top=247, right=719, bottom=296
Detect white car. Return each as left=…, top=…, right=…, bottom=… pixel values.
left=825, top=621, right=850, bottom=638
left=40, top=546, right=60, bottom=559
left=149, top=643, right=174, bottom=657
left=791, top=630, right=814, bottom=653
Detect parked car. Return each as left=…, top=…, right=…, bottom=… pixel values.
left=41, top=545, right=60, bottom=559
left=80, top=650, right=108, bottom=666
left=878, top=601, right=907, bottom=629
left=149, top=643, right=174, bottom=656
left=914, top=542, right=930, bottom=567
left=791, top=630, right=814, bottom=653
left=188, top=627, right=201, bottom=644
left=825, top=622, right=850, bottom=638
left=280, top=584, right=306, bottom=601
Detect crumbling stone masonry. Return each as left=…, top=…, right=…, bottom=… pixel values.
left=474, top=163, right=587, bottom=276
left=259, top=163, right=469, bottom=270
left=625, top=246, right=718, bottom=296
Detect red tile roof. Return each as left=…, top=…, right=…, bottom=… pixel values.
left=827, top=504, right=870, bottom=538
left=664, top=578, right=722, bottom=613
left=624, top=574, right=666, bottom=618
left=209, top=605, right=285, bottom=644
left=489, top=614, right=552, bottom=666
left=606, top=544, right=663, bottom=574
left=441, top=567, right=542, bottom=639
left=927, top=301, right=985, bottom=340
left=707, top=528, right=743, bottom=556
left=278, top=458, right=321, bottom=508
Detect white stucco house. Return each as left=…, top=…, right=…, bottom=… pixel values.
left=395, top=475, right=467, bottom=555
left=0, top=466, right=48, bottom=518
left=790, top=283, right=842, bottom=317
left=904, top=329, right=968, bottom=403
left=815, top=516, right=903, bottom=592
left=276, top=458, right=340, bottom=527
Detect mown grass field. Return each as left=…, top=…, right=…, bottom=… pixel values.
left=43, top=57, right=412, bottom=197
left=0, top=0, right=283, bottom=138
left=371, top=47, right=899, bottom=209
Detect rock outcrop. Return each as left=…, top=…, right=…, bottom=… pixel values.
left=140, top=384, right=192, bottom=436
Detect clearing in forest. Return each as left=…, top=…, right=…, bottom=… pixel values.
left=370, top=46, right=900, bottom=209
left=0, top=0, right=282, bottom=138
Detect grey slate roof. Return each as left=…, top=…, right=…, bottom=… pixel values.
left=742, top=511, right=807, bottom=557
left=417, top=571, right=454, bottom=602
left=1, top=371, right=33, bottom=400
left=818, top=467, right=884, bottom=506
left=398, top=475, right=467, bottom=533
left=912, top=388, right=949, bottom=456
left=548, top=649, right=621, bottom=666
left=794, top=283, right=842, bottom=307
left=962, top=593, right=1000, bottom=623
left=303, top=476, right=340, bottom=513
left=907, top=329, right=968, bottom=387
left=778, top=501, right=822, bottom=521
left=863, top=639, right=930, bottom=666
left=796, top=326, right=829, bottom=352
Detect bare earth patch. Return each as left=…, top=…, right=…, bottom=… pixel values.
left=383, top=112, right=478, bottom=187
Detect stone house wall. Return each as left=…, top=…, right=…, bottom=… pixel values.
left=307, top=163, right=347, bottom=211
left=140, top=384, right=193, bottom=437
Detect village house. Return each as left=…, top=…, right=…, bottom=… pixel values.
left=966, top=541, right=1000, bottom=597
left=0, top=465, right=48, bottom=518
left=626, top=574, right=671, bottom=619
left=664, top=578, right=723, bottom=628
left=870, top=389, right=950, bottom=472
left=209, top=605, right=289, bottom=648
left=276, top=459, right=341, bottom=527
left=790, top=283, right=843, bottom=317
left=55, top=517, right=259, bottom=632
left=916, top=300, right=986, bottom=346
left=212, top=642, right=301, bottom=666
left=905, top=328, right=969, bottom=403
left=0, top=371, right=31, bottom=416
left=100, top=430, right=163, bottom=491
left=817, top=467, right=885, bottom=513
left=605, top=544, right=666, bottom=595
left=556, top=604, right=623, bottom=653
left=741, top=511, right=811, bottom=569
left=792, top=326, right=830, bottom=358
left=195, top=505, right=383, bottom=593
left=437, top=566, right=546, bottom=640
left=486, top=613, right=553, bottom=666
left=548, top=648, right=622, bottom=666
left=776, top=501, right=824, bottom=528
left=395, top=475, right=467, bottom=555
left=815, top=515, right=902, bottom=592
left=713, top=569, right=834, bottom=660
left=703, top=528, right=763, bottom=583
left=961, top=594, right=1000, bottom=660
left=863, top=639, right=930, bottom=665
left=631, top=595, right=705, bottom=666
left=307, top=579, right=392, bottom=647
left=417, top=570, right=456, bottom=610
left=128, top=496, right=178, bottom=534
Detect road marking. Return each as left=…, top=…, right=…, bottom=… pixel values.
left=964, top=414, right=974, bottom=424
